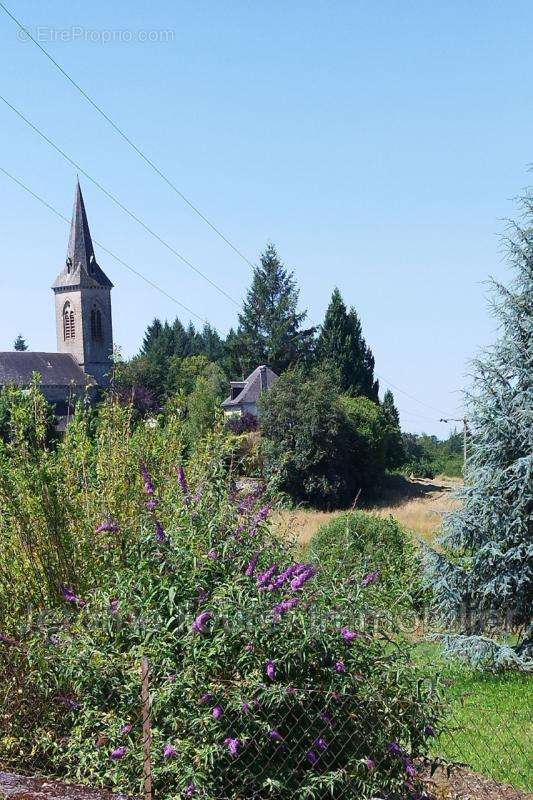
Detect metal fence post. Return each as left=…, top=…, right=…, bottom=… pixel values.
left=140, top=655, right=153, bottom=800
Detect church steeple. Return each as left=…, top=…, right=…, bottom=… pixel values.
left=52, top=180, right=114, bottom=388
left=53, top=180, right=113, bottom=290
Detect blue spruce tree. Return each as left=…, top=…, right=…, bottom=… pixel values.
left=428, top=192, right=533, bottom=670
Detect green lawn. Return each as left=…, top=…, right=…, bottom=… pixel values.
left=415, top=642, right=533, bottom=791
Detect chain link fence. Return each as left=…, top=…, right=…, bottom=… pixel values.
left=136, top=658, right=531, bottom=800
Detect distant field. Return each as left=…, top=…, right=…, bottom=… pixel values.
left=274, top=475, right=462, bottom=547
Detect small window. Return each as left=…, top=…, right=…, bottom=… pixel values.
left=63, top=302, right=75, bottom=340
left=91, top=305, right=102, bottom=340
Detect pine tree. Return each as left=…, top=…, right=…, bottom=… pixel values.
left=141, top=318, right=163, bottom=355
left=13, top=334, right=28, bottom=351
left=231, top=244, right=315, bottom=375
left=382, top=389, right=405, bottom=468
left=428, top=192, right=533, bottom=669
left=316, top=288, right=379, bottom=399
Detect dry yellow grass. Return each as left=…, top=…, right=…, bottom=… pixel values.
left=274, top=476, right=462, bottom=547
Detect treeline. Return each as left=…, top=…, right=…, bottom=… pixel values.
left=402, top=431, right=464, bottom=478
left=115, top=243, right=407, bottom=506
left=116, top=244, right=379, bottom=406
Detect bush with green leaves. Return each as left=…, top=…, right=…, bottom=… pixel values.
left=260, top=370, right=389, bottom=508
left=310, top=511, right=427, bottom=625
left=1, top=398, right=442, bottom=799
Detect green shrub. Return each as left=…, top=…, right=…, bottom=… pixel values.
left=260, top=371, right=389, bottom=508
left=0, top=397, right=442, bottom=799
left=310, top=512, right=427, bottom=624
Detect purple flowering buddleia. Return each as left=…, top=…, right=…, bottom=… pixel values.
left=192, top=611, right=212, bottom=634
left=364, top=757, right=376, bottom=771
left=224, top=737, right=241, bottom=756
left=267, top=729, right=283, bottom=742
left=273, top=597, right=300, bottom=617
left=362, top=570, right=381, bottom=587
left=146, top=498, right=158, bottom=512
left=269, top=564, right=300, bottom=590
left=177, top=467, right=190, bottom=498
left=60, top=586, right=86, bottom=606
left=314, top=738, right=328, bottom=751
left=185, top=782, right=196, bottom=797
left=306, top=749, right=318, bottom=765
left=334, top=660, right=346, bottom=673
left=212, top=705, right=223, bottom=719
left=207, top=549, right=218, bottom=560
left=110, top=746, right=127, bottom=760
left=95, top=519, right=119, bottom=534
left=266, top=659, right=276, bottom=680
left=257, top=564, right=278, bottom=588
left=140, top=463, right=155, bottom=496
left=155, top=520, right=166, bottom=543
left=340, top=626, right=361, bottom=642
left=245, top=551, right=260, bottom=578
left=163, top=743, right=178, bottom=758
left=120, top=723, right=132, bottom=735
left=242, top=702, right=251, bottom=714
left=290, top=566, right=317, bottom=590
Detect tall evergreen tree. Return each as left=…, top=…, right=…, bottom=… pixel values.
left=382, top=389, right=405, bottom=468
left=428, top=192, right=533, bottom=669
left=141, top=318, right=163, bottom=355
left=230, top=244, right=315, bottom=375
left=13, top=334, right=28, bottom=351
left=316, top=288, right=379, bottom=399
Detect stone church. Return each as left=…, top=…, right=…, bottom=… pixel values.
left=0, top=181, right=114, bottom=416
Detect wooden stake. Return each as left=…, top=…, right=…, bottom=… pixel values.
left=140, top=656, right=153, bottom=800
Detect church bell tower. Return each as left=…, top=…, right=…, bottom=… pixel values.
left=52, top=181, right=114, bottom=387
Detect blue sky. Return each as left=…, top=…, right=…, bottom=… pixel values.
left=0, top=1, right=531, bottom=435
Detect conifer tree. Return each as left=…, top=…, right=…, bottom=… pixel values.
left=429, top=192, right=533, bottom=669
left=231, top=244, right=315, bottom=375
left=316, top=288, right=379, bottom=399
left=13, top=334, right=28, bottom=351
left=141, top=318, right=163, bottom=355
left=382, top=389, right=405, bottom=468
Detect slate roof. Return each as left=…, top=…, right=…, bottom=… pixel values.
left=0, top=352, right=89, bottom=387
left=52, top=180, right=113, bottom=291
left=222, top=365, right=278, bottom=409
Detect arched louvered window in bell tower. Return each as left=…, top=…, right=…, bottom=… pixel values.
left=63, top=302, right=75, bottom=340
left=90, top=305, right=102, bottom=341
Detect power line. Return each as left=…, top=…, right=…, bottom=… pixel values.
left=0, top=93, right=239, bottom=307
left=0, top=0, right=255, bottom=271
left=375, top=372, right=456, bottom=417
left=0, top=165, right=213, bottom=327
left=0, top=11, right=454, bottom=418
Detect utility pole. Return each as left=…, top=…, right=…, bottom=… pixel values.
left=440, top=416, right=468, bottom=471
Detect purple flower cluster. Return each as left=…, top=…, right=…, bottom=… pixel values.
left=163, top=743, right=178, bottom=758
left=110, top=745, right=127, bottom=760
left=212, top=705, right=223, bottom=719
left=224, top=737, right=241, bottom=756
left=237, top=486, right=264, bottom=514
left=140, top=463, right=155, bottom=496
left=340, top=626, right=361, bottom=642
left=192, top=611, right=212, bottom=634
left=362, top=570, right=381, bottom=587
left=177, top=466, right=190, bottom=499
left=95, top=519, right=119, bottom=534
left=267, top=729, right=283, bottom=742
left=290, top=566, right=316, bottom=590
left=245, top=551, right=260, bottom=577
left=155, top=520, right=166, bottom=543
left=265, top=659, right=276, bottom=680
left=257, top=564, right=278, bottom=588
left=60, top=586, right=86, bottom=607
left=273, top=597, right=300, bottom=617
left=388, top=740, right=417, bottom=777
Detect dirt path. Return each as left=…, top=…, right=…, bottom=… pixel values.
left=275, top=475, right=462, bottom=546
left=0, top=772, right=132, bottom=800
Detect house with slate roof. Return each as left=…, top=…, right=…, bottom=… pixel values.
left=0, top=181, right=114, bottom=419
left=221, top=365, right=278, bottom=418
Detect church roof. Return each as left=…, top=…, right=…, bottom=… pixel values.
left=222, top=365, right=278, bottom=409
left=52, top=180, right=113, bottom=290
left=0, top=352, right=90, bottom=387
